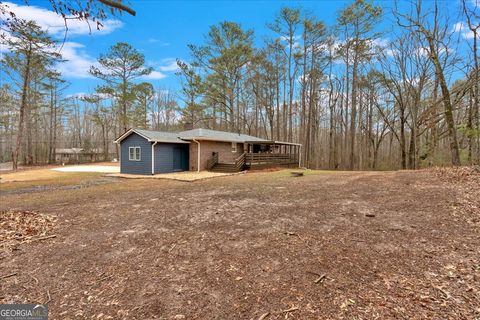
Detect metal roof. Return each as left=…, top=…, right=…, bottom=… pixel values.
left=136, top=129, right=191, bottom=143
left=179, top=128, right=266, bottom=143
left=114, top=128, right=190, bottom=144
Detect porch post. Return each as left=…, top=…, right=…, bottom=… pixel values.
left=298, top=145, right=302, bottom=168
left=250, top=144, right=253, bottom=166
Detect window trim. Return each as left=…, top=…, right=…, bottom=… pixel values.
left=129, top=147, right=134, bottom=160
left=231, top=142, right=237, bottom=153
left=129, top=146, right=141, bottom=161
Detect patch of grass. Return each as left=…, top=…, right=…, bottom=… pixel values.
left=1, top=168, right=74, bottom=182
left=0, top=171, right=103, bottom=191
left=0, top=177, right=180, bottom=209
left=0, top=168, right=342, bottom=207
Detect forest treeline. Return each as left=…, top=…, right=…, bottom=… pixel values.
left=0, top=0, right=478, bottom=170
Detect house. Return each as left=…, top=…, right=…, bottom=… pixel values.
left=55, top=148, right=112, bottom=164
left=114, top=128, right=301, bottom=175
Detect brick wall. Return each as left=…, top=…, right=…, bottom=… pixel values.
left=189, top=140, right=244, bottom=171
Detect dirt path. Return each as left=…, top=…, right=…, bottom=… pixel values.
left=1, top=170, right=478, bottom=319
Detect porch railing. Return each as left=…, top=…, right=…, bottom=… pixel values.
left=246, top=153, right=298, bottom=165
left=206, top=153, right=218, bottom=170
left=235, top=152, right=246, bottom=171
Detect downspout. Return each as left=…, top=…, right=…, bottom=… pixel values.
left=151, top=141, right=158, bottom=175
left=113, top=141, right=119, bottom=165
left=193, top=139, right=200, bottom=173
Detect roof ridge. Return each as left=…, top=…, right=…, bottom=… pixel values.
left=135, top=128, right=181, bottom=134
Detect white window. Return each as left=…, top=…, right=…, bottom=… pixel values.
left=231, top=142, right=237, bottom=153
left=129, top=146, right=141, bottom=161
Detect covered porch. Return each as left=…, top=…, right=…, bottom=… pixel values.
left=206, top=140, right=302, bottom=173
left=244, top=140, right=301, bottom=169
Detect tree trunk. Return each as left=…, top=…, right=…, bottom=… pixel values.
left=122, top=75, right=128, bottom=132
left=468, top=88, right=473, bottom=163
left=12, top=47, right=32, bottom=170
left=399, top=104, right=407, bottom=169
left=349, top=54, right=358, bottom=170
left=344, top=48, right=350, bottom=169
left=48, top=85, right=55, bottom=163
left=425, top=35, right=461, bottom=165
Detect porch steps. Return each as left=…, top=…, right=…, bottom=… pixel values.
left=210, top=163, right=242, bottom=173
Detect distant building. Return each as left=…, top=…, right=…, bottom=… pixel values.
left=55, top=148, right=113, bottom=164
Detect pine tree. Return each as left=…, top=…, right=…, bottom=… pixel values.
left=1, top=20, right=61, bottom=170
left=89, top=42, right=152, bottom=133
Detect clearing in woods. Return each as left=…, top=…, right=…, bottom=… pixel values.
left=0, top=168, right=479, bottom=319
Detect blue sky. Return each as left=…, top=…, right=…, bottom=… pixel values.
left=1, top=0, right=475, bottom=97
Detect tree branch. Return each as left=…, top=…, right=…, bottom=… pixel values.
left=97, top=0, right=136, bottom=16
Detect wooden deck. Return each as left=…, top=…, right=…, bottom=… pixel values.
left=245, top=153, right=298, bottom=167
left=209, top=152, right=299, bottom=172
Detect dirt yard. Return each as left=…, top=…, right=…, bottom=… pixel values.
left=0, top=168, right=479, bottom=319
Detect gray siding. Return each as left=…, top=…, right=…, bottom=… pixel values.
left=120, top=133, right=189, bottom=175
left=154, top=143, right=174, bottom=173
left=120, top=133, right=152, bottom=175
left=154, top=143, right=189, bottom=173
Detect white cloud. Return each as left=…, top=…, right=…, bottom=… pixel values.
left=141, top=70, right=167, bottom=80
left=55, top=42, right=98, bottom=78
left=1, top=32, right=98, bottom=79
left=66, top=92, right=111, bottom=99
left=329, top=37, right=395, bottom=64
left=146, top=58, right=180, bottom=75
left=371, top=38, right=396, bottom=57
left=1, top=2, right=123, bottom=37
left=0, top=2, right=123, bottom=79
left=50, top=43, right=171, bottom=80
left=415, top=47, right=430, bottom=57
left=279, top=35, right=301, bottom=42
left=158, top=58, right=179, bottom=72
left=66, top=92, right=88, bottom=99
left=413, top=46, right=453, bottom=58
left=372, top=38, right=389, bottom=47
left=452, top=22, right=477, bottom=40
left=147, top=38, right=170, bottom=46
left=57, top=44, right=168, bottom=80
left=279, top=35, right=302, bottom=50
left=0, top=2, right=174, bottom=82
left=0, top=31, right=14, bottom=52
